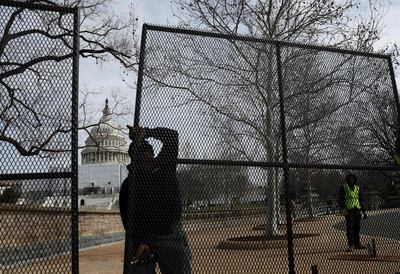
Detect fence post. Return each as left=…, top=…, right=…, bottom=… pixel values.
left=386, top=57, right=400, bottom=166
left=71, top=6, right=80, bottom=274
left=133, top=24, right=148, bottom=127
left=275, top=41, right=296, bottom=274
left=124, top=23, right=149, bottom=272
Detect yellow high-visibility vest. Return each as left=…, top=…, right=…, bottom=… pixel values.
left=395, top=154, right=400, bottom=166
left=344, top=184, right=361, bottom=210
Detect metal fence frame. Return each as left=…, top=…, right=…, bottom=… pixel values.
left=0, top=1, right=80, bottom=273
left=134, top=24, right=400, bottom=274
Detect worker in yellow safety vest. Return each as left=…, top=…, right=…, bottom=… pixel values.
left=395, top=153, right=400, bottom=166
left=338, top=174, right=367, bottom=252
left=395, top=136, right=400, bottom=166
left=395, top=130, right=400, bottom=166
left=394, top=154, right=400, bottom=165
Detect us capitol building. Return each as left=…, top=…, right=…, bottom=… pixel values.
left=78, top=99, right=129, bottom=194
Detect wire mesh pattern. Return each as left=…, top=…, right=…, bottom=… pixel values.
left=0, top=1, right=78, bottom=273
left=0, top=179, right=72, bottom=273
left=132, top=24, right=400, bottom=274
left=140, top=30, right=282, bottom=163
left=179, top=166, right=288, bottom=274
left=288, top=168, right=400, bottom=274
left=282, top=47, right=397, bottom=167
left=0, top=2, right=75, bottom=174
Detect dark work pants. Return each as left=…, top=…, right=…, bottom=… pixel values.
left=123, top=222, right=191, bottom=274
left=345, top=209, right=362, bottom=247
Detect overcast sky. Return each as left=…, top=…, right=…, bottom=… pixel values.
left=79, top=0, right=177, bottom=117
left=79, top=0, right=400, bottom=127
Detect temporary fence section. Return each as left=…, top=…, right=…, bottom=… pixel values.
left=133, top=24, right=400, bottom=274
left=0, top=1, right=79, bottom=273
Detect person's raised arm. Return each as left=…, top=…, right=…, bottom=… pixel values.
left=147, top=127, right=179, bottom=171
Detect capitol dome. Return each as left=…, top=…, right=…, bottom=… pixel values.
left=81, top=99, right=129, bottom=165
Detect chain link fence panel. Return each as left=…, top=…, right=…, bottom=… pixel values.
left=0, top=1, right=79, bottom=273
left=130, top=24, right=400, bottom=274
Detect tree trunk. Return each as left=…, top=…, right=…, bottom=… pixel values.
left=264, top=167, right=280, bottom=237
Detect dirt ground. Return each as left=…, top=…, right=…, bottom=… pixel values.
left=3, top=210, right=400, bottom=274
left=79, top=211, right=400, bottom=274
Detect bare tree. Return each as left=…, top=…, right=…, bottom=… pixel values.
left=0, top=0, right=137, bottom=161
left=283, top=47, right=396, bottom=217
left=178, top=134, right=250, bottom=208
left=214, top=117, right=250, bottom=206
left=174, top=0, right=388, bottom=50
left=133, top=0, right=395, bottom=237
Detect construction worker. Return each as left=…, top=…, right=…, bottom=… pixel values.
left=395, top=154, right=400, bottom=166
left=395, top=134, right=400, bottom=166
left=119, top=126, right=191, bottom=274
left=338, top=174, right=367, bottom=252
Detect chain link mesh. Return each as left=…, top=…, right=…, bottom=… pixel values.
left=140, top=30, right=282, bottom=163
left=131, top=25, right=400, bottom=274
left=282, top=46, right=397, bottom=167
left=289, top=168, right=400, bottom=274
left=1, top=2, right=77, bottom=273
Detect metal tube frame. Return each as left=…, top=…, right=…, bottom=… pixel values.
left=133, top=25, right=148, bottom=127
left=0, top=1, right=80, bottom=273
left=0, top=0, right=75, bottom=13
left=276, top=41, right=296, bottom=274
left=123, top=23, right=149, bottom=274
left=71, top=6, right=80, bottom=274
left=144, top=24, right=390, bottom=60
left=132, top=23, right=400, bottom=274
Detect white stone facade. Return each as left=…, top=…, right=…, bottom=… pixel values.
left=78, top=163, right=128, bottom=190
left=81, top=99, right=129, bottom=165
left=78, top=99, right=129, bottom=190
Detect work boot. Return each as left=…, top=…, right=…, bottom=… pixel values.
left=346, top=246, right=354, bottom=252
left=355, top=243, right=366, bottom=249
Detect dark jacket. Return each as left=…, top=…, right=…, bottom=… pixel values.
left=119, top=128, right=182, bottom=240
left=338, top=183, right=365, bottom=212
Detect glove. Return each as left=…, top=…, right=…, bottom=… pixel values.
left=131, top=244, right=155, bottom=266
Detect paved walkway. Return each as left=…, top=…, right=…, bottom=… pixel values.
left=1, top=210, right=398, bottom=273
left=78, top=210, right=400, bottom=274
left=80, top=242, right=124, bottom=274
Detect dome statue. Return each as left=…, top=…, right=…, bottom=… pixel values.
left=81, top=99, right=129, bottom=165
